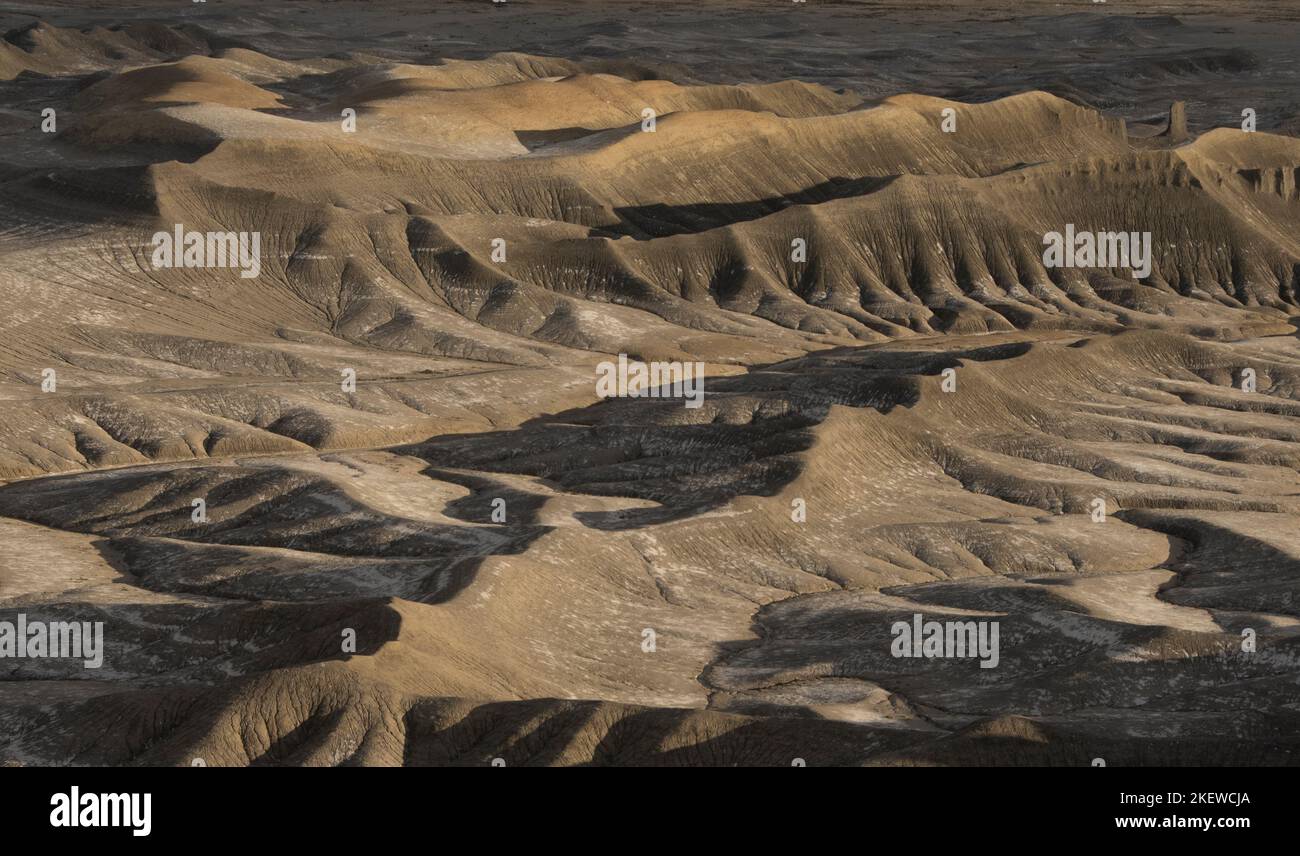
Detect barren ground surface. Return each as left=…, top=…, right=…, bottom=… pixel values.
left=1, top=0, right=1299, bottom=765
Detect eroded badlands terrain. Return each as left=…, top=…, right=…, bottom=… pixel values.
left=1, top=1, right=1299, bottom=765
